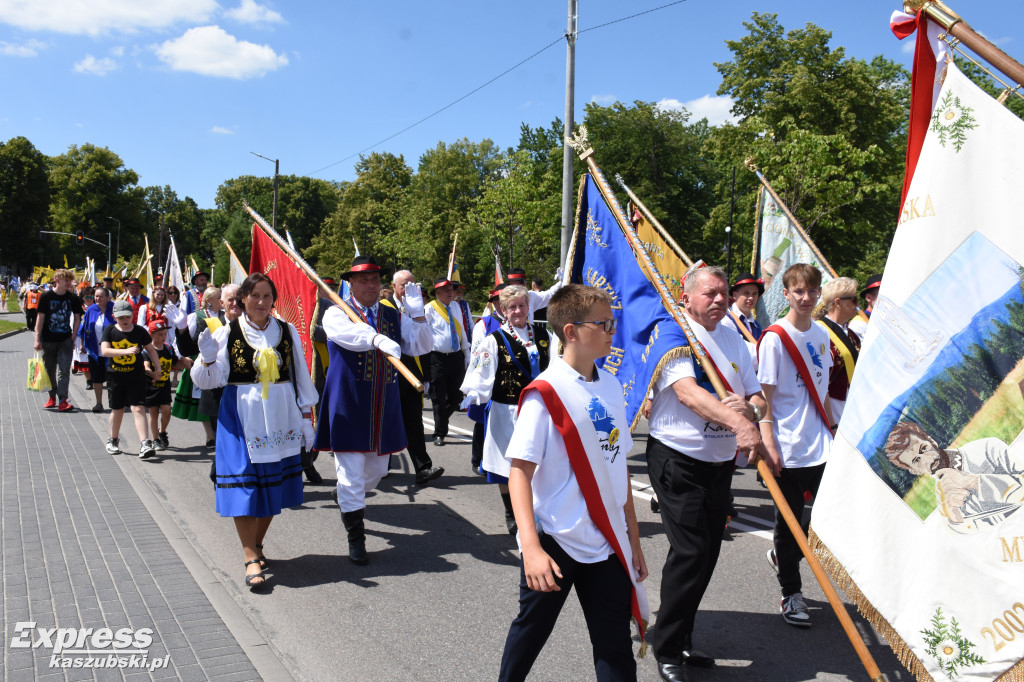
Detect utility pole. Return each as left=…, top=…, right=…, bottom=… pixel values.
left=727, top=166, right=736, bottom=281
left=559, top=0, right=577, bottom=267
left=251, top=152, right=279, bottom=229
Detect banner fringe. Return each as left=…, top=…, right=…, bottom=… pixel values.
left=808, top=527, right=935, bottom=682
left=628, top=344, right=690, bottom=432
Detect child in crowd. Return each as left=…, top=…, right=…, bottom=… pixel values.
left=143, top=318, right=192, bottom=452
left=499, top=284, right=648, bottom=682
left=101, top=300, right=163, bottom=458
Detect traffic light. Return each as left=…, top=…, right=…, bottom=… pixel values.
left=75, top=231, right=84, bottom=246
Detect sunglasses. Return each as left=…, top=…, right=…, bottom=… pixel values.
left=572, top=319, right=617, bottom=333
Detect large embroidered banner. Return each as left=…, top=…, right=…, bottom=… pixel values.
left=810, top=58, right=1024, bottom=681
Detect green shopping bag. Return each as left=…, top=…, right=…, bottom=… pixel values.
left=27, top=352, right=51, bottom=392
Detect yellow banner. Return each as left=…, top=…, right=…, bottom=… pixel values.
left=633, top=210, right=686, bottom=300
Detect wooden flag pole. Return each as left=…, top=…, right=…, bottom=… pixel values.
left=223, top=240, right=249, bottom=278
left=615, top=173, right=758, bottom=345
left=569, top=128, right=883, bottom=682
left=744, top=160, right=837, bottom=278
left=242, top=201, right=423, bottom=393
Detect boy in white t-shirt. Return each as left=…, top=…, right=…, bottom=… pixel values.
left=757, top=263, right=834, bottom=629
left=499, top=284, right=648, bottom=682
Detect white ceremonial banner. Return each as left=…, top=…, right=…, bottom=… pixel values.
left=164, top=238, right=185, bottom=293
left=228, top=250, right=247, bottom=286
left=811, top=61, right=1024, bottom=682
left=752, top=185, right=833, bottom=323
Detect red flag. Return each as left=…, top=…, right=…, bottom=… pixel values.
left=249, top=222, right=318, bottom=374
left=493, top=253, right=504, bottom=287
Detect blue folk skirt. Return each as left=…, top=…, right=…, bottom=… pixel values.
left=214, top=385, right=304, bottom=518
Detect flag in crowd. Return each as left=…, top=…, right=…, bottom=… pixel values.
left=629, top=203, right=686, bottom=301
left=811, top=18, right=1024, bottom=681
left=224, top=239, right=248, bottom=286
left=164, top=237, right=186, bottom=293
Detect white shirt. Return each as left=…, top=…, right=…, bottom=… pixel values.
left=848, top=312, right=869, bottom=339
left=649, top=319, right=761, bottom=462
left=757, top=318, right=832, bottom=468
left=527, top=280, right=562, bottom=320
left=425, top=300, right=471, bottom=364
left=506, top=356, right=632, bottom=563
left=323, top=302, right=432, bottom=357
left=719, top=303, right=758, bottom=366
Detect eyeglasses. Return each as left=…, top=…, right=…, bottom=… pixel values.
left=572, top=319, right=617, bottom=332
left=787, top=288, right=821, bottom=299
left=838, top=296, right=856, bottom=302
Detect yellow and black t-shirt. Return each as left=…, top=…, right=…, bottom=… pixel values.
left=148, top=344, right=178, bottom=389
left=101, top=325, right=152, bottom=382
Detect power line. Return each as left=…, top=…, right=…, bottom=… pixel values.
left=306, top=0, right=688, bottom=177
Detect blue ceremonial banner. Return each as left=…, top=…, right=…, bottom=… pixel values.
left=567, top=172, right=689, bottom=430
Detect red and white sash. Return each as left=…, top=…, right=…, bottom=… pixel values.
left=758, top=324, right=831, bottom=430
left=687, top=313, right=743, bottom=394
left=518, top=371, right=650, bottom=655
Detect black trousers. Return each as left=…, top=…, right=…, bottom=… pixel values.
left=398, top=360, right=432, bottom=472
left=498, top=533, right=636, bottom=682
left=428, top=350, right=465, bottom=438
left=471, top=420, right=485, bottom=468
left=773, top=463, right=825, bottom=597
left=645, top=437, right=732, bottom=664
left=25, top=309, right=37, bottom=331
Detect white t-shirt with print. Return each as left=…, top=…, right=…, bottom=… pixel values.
left=757, top=318, right=832, bottom=468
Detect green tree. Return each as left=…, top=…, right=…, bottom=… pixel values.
left=0, top=136, right=51, bottom=271
left=960, top=59, right=1024, bottom=121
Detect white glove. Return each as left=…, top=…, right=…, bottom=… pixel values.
left=459, top=396, right=474, bottom=410
left=301, top=420, right=316, bottom=450
left=555, top=267, right=565, bottom=283
left=197, top=328, right=219, bottom=362
left=403, top=282, right=425, bottom=318
left=373, top=334, right=402, bottom=359
left=164, top=302, right=184, bottom=328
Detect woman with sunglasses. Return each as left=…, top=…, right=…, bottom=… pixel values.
left=459, top=284, right=556, bottom=535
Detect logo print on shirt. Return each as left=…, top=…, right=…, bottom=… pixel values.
left=806, top=341, right=823, bottom=369
left=587, top=396, right=621, bottom=463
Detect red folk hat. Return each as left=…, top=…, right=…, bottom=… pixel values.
left=340, top=256, right=387, bottom=281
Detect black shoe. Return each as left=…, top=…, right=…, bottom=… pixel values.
left=92, top=404, right=104, bottom=413
left=433, top=436, right=445, bottom=447
left=504, top=509, right=518, bottom=536
left=341, top=509, right=369, bottom=565
left=415, top=466, right=444, bottom=485
left=680, top=649, right=715, bottom=667
left=305, top=465, right=324, bottom=484
left=651, top=496, right=660, bottom=513
left=472, top=463, right=486, bottom=476
left=657, top=661, right=688, bottom=682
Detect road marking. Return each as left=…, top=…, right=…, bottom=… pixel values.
left=421, top=418, right=473, bottom=441
left=632, top=482, right=775, bottom=541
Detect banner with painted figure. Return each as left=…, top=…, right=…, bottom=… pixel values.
left=751, top=184, right=834, bottom=323
left=630, top=204, right=685, bottom=301
left=566, top=172, right=689, bottom=430
left=810, top=62, right=1024, bottom=681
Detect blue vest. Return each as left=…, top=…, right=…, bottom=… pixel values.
left=468, top=313, right=505, bottom=424
left=314, top=303, right=406, bottom=455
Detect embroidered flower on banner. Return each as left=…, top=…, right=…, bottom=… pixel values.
left=930, top=90, right=978, bottom=153
left=921, top=607, right=985, bottom=679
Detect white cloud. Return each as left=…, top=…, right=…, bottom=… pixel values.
left=74, top=54, right=118, bottom=76
left=154, top=25, right=287, bottom=79
left=111, top=45, right=124, bottom=57
left=224, top=0, right=283, bottom=25
left=210, top=125, right=235, bottom=134
left=901, top=40, right=915, bottom=55
left=0, top=0, right=218, bottom=36
left=658, top=95, right=737, bottom=126
left=0, top=38, right=46, bottom=56
left=590, top=94, right=617, bottom=106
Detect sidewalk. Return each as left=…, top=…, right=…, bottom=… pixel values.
left=0, top=332, right=277, bottom=680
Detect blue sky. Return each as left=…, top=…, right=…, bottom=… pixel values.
left=2, top=1, right=1021, bottom=210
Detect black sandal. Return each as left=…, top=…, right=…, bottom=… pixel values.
left=255, top=544, right=270, bottom=569
left=244, top=559, right=267, bottom=590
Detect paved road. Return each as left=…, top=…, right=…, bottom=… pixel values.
left=2, top=330, right=910, bottom=680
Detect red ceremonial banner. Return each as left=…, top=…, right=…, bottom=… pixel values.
left=249, top=222, right=318, bottom=375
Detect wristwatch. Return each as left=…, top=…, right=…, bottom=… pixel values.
left=750, top=401, right=762, bottom=422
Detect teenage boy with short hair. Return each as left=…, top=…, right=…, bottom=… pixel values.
left=34, top=268, right=82, bottom=412
left=498, top=284, right=648, bottom=682
left=101, top=300, right=162, bottom=458
left=143, top=318, right=193, bottom=452
left=757, top=263, right=834, bottom=628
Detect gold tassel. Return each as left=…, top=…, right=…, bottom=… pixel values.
left=636, top=617, right=648, bottom=658
left=255, top=347, right=280, bottom=399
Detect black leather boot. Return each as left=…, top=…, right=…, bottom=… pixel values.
left=500, top=491, right=517, bottom=536
left=340, top=509, right=369, bottom=565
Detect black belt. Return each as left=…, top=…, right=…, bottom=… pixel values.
left=649, top=436, right=735, bottom=467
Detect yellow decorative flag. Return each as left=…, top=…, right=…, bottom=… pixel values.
left=630, top=205, right=685, bottom=300
left=63, top=254, right=69, bottom=268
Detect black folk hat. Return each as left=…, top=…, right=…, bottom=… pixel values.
left=191, top=271, right=209, bottom=284
left=340, top=256, right=388, bottom=281
left=730, top=272, right=765, bottom=295
left=861, top=274, right=882, bottom=299
left=506, top=268, right=527, bottom=282
left=433, top=276, right=454, bottom=290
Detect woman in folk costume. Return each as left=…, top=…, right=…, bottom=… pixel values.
left=460, top=285, right=554, bottom=535
left=191, top=273, right=317, bottom=590
left=314, top=256, right=432, bottom=565
left=172, top=287, right=222, bottom=446
left=137, top=286, right=177, bottom=327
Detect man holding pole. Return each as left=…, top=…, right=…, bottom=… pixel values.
left=646, top=266, right=774, bottom=680
left=757, top=263, right=834, bottom=628
left=315, top=256, right=432, bottom=565
left=425, top=277, right=470, bottom=447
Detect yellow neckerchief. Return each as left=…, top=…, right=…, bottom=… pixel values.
left=241, top=315, right=281, bottom=399
left=816, top=319, right=856, bottom=384
left=429, top=299, right=462, bottom=338
left=205, top=317, right=223, bottom=332
left=379, top=298, right=424, bottom=374
left=855, top=309, right=869, bottom=323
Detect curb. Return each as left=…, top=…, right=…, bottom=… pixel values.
left=0, top=327, right=27, bottom=341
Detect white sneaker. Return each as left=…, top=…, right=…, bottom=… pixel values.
left=105, top=437, right=120, bottom=455
left=781, top=592, right=811, bottom=628
left=766, top=548, right=778, bottom=573
left=139, top=440, right=156, bottom=459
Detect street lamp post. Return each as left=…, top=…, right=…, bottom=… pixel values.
left=250, top=152, right=279, bottom=229
left=107, top=217, right=121, bottom=263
